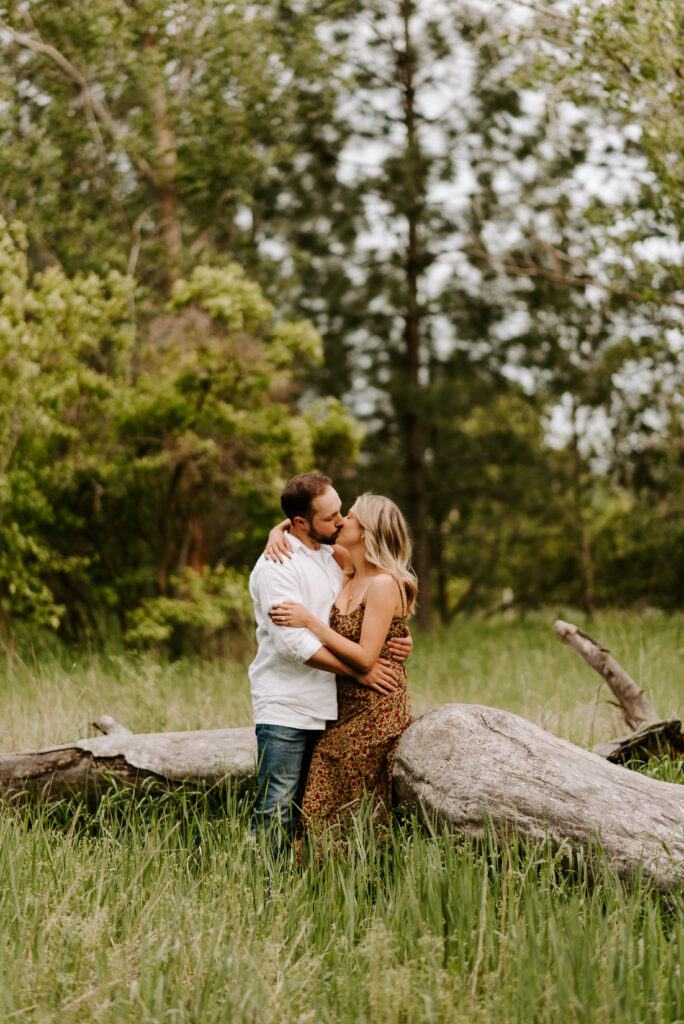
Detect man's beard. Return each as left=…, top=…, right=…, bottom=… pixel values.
left=307, top=523, right=342, bottom=546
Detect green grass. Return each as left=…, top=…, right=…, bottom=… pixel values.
left=409, top=609, right=684, bottom=747
left=1, top=611, right=682, bottom=1022
left=0, top=792, right=682, bottom=1023
left=3, top=609, right=682, bottom=751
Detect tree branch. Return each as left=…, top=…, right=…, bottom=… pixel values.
left=467, top=229, right=684, bottom=310
left=173, top=15, right=212, bottom=103
left=0, top=20, right=157, bottom=187
left=553, top=619, right=661, bottom=730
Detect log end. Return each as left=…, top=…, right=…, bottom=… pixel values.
left=553, top=619, right=577, bottom=640
left=92, top=715, right=134, bottom=737
left=593, top=719, right=684, bottom=764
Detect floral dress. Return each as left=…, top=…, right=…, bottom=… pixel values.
left=299, top=598, right=412, bottom=845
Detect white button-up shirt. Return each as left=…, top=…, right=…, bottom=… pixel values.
left=248, top=534, right=344, bottom=729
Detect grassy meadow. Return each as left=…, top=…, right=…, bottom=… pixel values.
left=1, top=610, right=683, bottom=1022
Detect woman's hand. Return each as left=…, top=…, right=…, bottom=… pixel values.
left=269, top=600, right=311, bottom=629
left=387, top=627, right=412, bottom=663
left=264, top=520, right=293, bottom=562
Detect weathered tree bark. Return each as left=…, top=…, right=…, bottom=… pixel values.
left=0, top=717, right=256, bottom=802
left=2, top=707, right=683, bottom=891
left=592, top=719, right=684, bottom=763
left=553, top=619, right=662, bottom=729
left=392, top=705, right=684, bottom=893
left=553, top=619, right=683, bottom=762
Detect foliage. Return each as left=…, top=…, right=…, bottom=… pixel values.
left=124, top=566, right=252, bottom=655
left=266, top=0, right=683, bottom=620
left=0, top=217, right=361, bottom=641
left=273, top=1, right=553, bottom=625
left=1, top=0, right=683, bottom=629
left=0, top=0, right=341, bottom=293
left=404, top=0, right=684, bottom=617
left=0, top=215, right=134, bottom=630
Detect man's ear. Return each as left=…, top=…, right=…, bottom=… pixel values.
left=291, top=515, right=309, bottom=533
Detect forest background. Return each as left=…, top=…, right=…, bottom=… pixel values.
left=1, top=0, right=682, bottom=650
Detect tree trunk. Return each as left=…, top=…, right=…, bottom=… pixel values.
left=398, top=1, right=431, bottom=630
left=2, top=707, right=682, bottom=891
left=393, top=704, right=684, bottom=893
left=434, top=514, right=450, bottom=624
left=592, top=719, right=684, bottom=763
left=570, top=409, right=596, bottom=618
left=144, top=36, right=182, bottom=292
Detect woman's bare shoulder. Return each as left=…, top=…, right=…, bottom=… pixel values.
left=366, top=573, right=406, bottom=616
left=366, top=573, right=401, bottom=601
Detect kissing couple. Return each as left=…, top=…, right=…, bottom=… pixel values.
left=248, top=472, right=417, bottom=850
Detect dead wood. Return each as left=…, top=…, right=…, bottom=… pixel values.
left=593, top=720, right=684, bottom=764
left=0, top=722, right=256, bottom=802
left=393, top=704, right=684, bottom=893
left=2, top=707, right=683, bottom=891
left=553, top=619, right=662, bottom=730
left=553, top=619, right=682, bottom=762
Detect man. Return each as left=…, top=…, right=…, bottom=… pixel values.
left=248, top=472, right=408, bottom=841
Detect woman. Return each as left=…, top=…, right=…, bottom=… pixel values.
left=267, top=493, right=417, bottom=845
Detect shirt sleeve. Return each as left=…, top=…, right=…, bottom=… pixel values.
left=252, top=560, right=323, bottom=664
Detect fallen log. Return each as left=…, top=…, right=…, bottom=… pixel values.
left=553, top=619, right=661, bottom=729
left=0, top=715, right=257, bottom=802
left=392, top=705, right=684, bottom=893
left=2, top=706, right=683, bottom=891
left=553, top=619, right=683, bottom=762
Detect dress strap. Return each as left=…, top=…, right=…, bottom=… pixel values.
left=395, top=578, right=406, bottom=617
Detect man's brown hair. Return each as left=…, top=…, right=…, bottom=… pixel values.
left=281, top=473, right=332, bottom=523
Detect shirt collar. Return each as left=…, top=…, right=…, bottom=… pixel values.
left=288, top=533, right=334, bottom=559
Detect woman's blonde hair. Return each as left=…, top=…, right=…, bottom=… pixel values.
left=353, top=493, right=418, bottom=614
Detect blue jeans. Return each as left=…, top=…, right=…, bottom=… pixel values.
left=251, top=724, right=322, bottom=841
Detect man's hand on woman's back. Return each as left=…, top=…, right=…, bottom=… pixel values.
left=355, top=659, right=399, bottom=694
left=388, top=628, right=412, bottom=663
